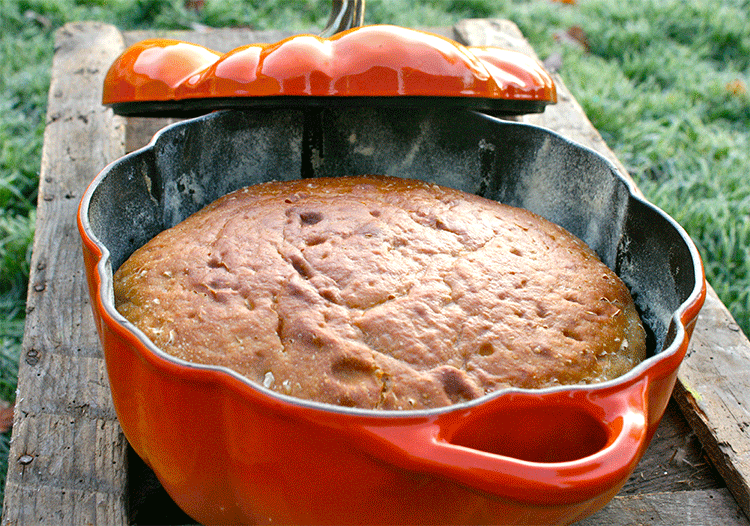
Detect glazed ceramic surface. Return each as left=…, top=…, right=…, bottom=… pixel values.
left=102, top=25, right=556, bottom=117
left=79, top=108, right=704, bottom=525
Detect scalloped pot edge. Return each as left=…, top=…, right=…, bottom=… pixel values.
left=102, top=25, right=557, bottom=104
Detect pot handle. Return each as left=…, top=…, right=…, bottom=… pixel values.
left=363, top=378, right=649, bottom=505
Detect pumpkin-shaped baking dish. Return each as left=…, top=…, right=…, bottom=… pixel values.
left=78, top=107, right=705, bottom=525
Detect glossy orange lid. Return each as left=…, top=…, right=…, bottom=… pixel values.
left=102, top=25, right=556, bottom=117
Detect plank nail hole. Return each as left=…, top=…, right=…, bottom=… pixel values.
left=25, top=349, right=40, bottom=366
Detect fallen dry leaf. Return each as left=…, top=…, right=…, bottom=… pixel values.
left=726, top=79, right=748, bottom=97
left=0, top=401, right=14, bottom=434
left=185, top=0, right=205, bottom=12
left=553, top=25, right=590, bottom=52
left=566, top=26, right=590, bottom=50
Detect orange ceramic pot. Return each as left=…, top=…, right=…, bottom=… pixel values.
left=79, top=107, right=705, bottom=525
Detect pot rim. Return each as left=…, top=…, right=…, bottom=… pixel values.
left=78, top=109, right=707, bottom=420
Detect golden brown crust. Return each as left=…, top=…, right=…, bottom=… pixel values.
left=114, top=175, right=646, bottom=410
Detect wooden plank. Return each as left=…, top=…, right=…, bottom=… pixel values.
left=116, top=24, right=732, bottom=525
left=581, top=489, right=748, bottom=526
left=455, top=17, right=750, bottom=523
left=5, top=17, right=747, bottom=525
left=454, top=18, right=636, bottom=189
left=1, top=22, right=128, bottom=525
left=673, top=289, right=750, bottom=517
left=113, top=20, right=744, bottom=525
left=621, top=399, right=721, bottom=495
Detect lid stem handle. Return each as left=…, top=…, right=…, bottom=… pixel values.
left=320, top=0, right=366, bottom=37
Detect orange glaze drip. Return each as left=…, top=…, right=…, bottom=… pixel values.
left=102, top=25, right=556, bottom=105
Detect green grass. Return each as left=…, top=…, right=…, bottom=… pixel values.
left=508, top=0, right=750, bottom=324
left=1, top=0, right=749, bottom=513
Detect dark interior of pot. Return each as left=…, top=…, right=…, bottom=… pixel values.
left=85, top=107, right=699, bottom=359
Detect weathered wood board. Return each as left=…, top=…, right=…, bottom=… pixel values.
left=456, top=17, right=750, bottom=522
left=673, top=291, right=750, bottom=518
left=2, top=17, right=749, bottom=526
left=2, top=22, right=129, bottom=525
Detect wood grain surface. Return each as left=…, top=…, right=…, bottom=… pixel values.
left=456, top=17, right=750, bottom=523
left=2, top=22, right=128, bottom=525
left=2, top=18, right=748, bottom=526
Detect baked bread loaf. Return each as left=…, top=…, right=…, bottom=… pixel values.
left=114, top=175, right=646, bottom=410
